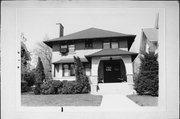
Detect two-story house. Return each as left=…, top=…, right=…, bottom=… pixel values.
left=44, top=24, right=138, bottom=93
left=139, top=13, right=159, bottom=54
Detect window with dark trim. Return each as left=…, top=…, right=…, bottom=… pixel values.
left=60, top=43, right=68, bottom=55
left=68, top=41, right=75, bottom=53
left=85, top=39, right=93, bottom=49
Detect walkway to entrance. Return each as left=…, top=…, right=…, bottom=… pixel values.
left=64, top=94, right=140, bottom=112
left=101, top=94, right=140, bottom=109
left=96, top=82, right=136, bottom=95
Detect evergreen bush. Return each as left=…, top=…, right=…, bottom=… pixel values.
left=34, top=57, right=45, bottom=95
left=134, top=52, right=159, bottom=96
left=74, top=56, right=91, bottom=93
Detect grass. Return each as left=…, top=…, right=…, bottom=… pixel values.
left=21, top=93, right=103, bottom=106
left=127, top=95, right=158, bottom=106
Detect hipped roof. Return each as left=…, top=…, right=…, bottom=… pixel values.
left=44, top=27, right=136, bottom=47
left=142, top=28, right=158, bottom=42
left=86, top=48, right=138, bottom=61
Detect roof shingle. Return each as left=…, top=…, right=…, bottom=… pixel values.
left=44, top=27, right=135, bottom=43
left=85, top=48, right=138, bottom=61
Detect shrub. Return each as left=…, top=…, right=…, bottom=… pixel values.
left=61, top=81, right=75, bottom=94
left=21, top=81, right=28, bottom=92
left=24, top=71, right=36, bottom=87
left=134, top=52, right=159, bottom=96
left=41, top=80, right=62, bottom=94
left=40, top=78, right=90, bottom=95
left=35, top=57, right=45, bottom=84
left=34, top=83, right=42, bottom=95
left=74, top=56, right=91, bottom=93
left=80, top=76, right=91, bottom=93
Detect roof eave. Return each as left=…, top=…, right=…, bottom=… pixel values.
left=44, top=35, right=136, bottom=44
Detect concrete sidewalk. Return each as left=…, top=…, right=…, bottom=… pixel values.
left=101, top=94, right=139, bottom=108
left=64, top=94, right=140, bottom=112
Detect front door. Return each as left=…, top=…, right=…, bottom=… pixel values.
left=103, top=60, right=121, bottom=83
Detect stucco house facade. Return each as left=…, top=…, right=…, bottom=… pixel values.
left=139, top=13, right=159, bottom=54
left=44, top=25, right=138, bottom=93
left=133, top=13, right=159, bottom=74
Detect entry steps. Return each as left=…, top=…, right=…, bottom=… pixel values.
left=95, top=82, right=136, bottom=95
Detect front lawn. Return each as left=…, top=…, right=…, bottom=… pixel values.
left=127, top=95, right=158, bottom=106
left=21, top=93, right=103, bottom=106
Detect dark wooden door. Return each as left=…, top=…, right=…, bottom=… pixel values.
left=104, top=60, right=121, bottom=83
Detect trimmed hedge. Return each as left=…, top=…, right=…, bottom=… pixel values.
left=40, top=77, right=90, bottom=95
left=41, top=80, right=62, bottom=94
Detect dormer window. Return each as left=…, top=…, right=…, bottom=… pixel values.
left=85, top=39, right=93, bottom=49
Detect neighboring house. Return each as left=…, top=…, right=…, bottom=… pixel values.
left=139, top=13, right=159, bottom=54
left=133, top=13, right=159, bottom=74
left=44, top=25, right=138, bottom=93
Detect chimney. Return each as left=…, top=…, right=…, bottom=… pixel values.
left=56, top=23, right=64, bottom=37
left=154, top=13, right=159, bottom=29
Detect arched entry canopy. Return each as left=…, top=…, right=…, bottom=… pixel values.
left=85, top=48, right=138, bottom=83
left=98, top=58, right=127, bottom=83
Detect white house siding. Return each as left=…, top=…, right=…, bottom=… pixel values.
left=122, top=55, right=134, bottom=83
left=52, top=49, right=101, bottom=80
left=90, top=55, right=133, bottom=85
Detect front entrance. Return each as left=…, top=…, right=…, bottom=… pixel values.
left=98, top=59, right=127, bottom=83
left=104, top=60, right=121, bottom=83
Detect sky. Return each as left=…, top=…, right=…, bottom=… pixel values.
left=17, top=8, right=160, bottom=53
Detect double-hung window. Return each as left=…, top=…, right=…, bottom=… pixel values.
left=111, top=40, right=119, bottom=49
left=103, top=40, right=110, bottom=49
left=62, top=63, right=75, bottom=77
left=85, top=39, right=93, bottom=49
left=68, top=41, right=75, bottom=53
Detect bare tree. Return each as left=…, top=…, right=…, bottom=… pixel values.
left=33, top=35, right=52, bottom=79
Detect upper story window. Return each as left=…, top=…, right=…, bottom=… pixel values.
left=68, top=41, right=75, bottom=53
left=60, top=41, right=75, bottom=55
left=60, top=44, right=68, bottom=55
left=111, top=40, right=119, bottom=49
left=103, top=40, right=110, bottom=49
left=68, top=44, right=75, bottom=52
left=85, top=39, right=93, bottom=49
